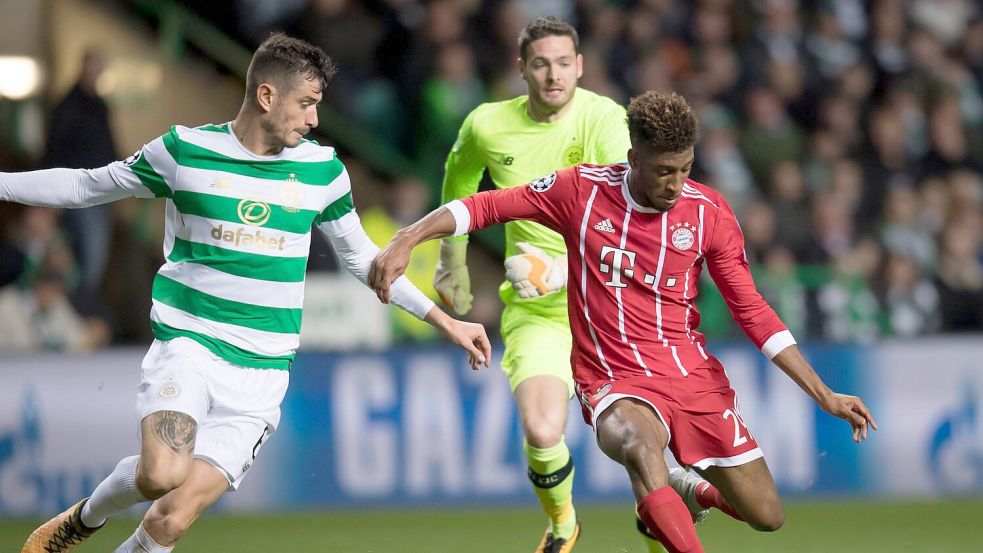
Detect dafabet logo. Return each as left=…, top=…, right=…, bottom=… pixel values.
left=209, top=199, right=285, bottom=250
left=238, top=199, right=272, bottom=226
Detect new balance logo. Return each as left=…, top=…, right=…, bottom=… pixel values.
left=594, top=218, right=615, bottom=233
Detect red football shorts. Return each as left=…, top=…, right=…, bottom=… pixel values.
left=577, top=356, right=764, bottom=469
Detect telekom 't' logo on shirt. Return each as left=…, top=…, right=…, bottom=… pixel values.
left=599, top=245, right=636, bottom=288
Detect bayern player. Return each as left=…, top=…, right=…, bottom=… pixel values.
left=435, top=16, right=631, bottom=552
left=2, top=34, right=490, bottom=553
left=369, top=91, right=877, bottom=553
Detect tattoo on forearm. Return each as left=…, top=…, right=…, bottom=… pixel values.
left=150, top=410, right=198, bottom=454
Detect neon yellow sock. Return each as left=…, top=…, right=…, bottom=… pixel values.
left=637, top=516, right=668, bottom=553
left=525, top=439, right=576, bottom=540
left=642, top=535, right=669, bottom=553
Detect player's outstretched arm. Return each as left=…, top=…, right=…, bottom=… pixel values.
left=369, top=205, right=458, bottom=304
left=771, top=345, right=879, bottom=443
left=0, top=166, right=133, bottom=208
left=424, top=306, right=491, bottom=370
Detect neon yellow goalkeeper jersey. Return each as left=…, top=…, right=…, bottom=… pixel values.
left=442, top=88, right=630, bottom=306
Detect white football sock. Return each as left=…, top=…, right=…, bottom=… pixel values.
left=114, top=523, right=174, bottom=552
left=81, top=455, right=147, bottom=528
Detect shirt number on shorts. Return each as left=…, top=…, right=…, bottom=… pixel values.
left=722, top=408, right=749, bottom=448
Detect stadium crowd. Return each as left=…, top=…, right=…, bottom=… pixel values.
left=0, top=0, right=981, bottom=350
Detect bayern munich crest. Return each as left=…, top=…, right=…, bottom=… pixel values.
left=670, top=222, right=696, bottom=251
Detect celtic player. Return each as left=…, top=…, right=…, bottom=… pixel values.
left=435, top=17, right=629, bottom=553
left=3, top=34, right=490, bottom=553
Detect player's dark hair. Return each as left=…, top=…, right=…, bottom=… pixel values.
left=246, top=33, right=337, bottom=98
left=518, top=16, right=580, bottom=61
left=627, top=91, right=699, bottom=153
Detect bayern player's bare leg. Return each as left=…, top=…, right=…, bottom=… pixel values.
left=696, top=458, right=785, bottom=531
left=595, top=398, right=704, bottom=553
left=117, top=459, right=231, bottom=550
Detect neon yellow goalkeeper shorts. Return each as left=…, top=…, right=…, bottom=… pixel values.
left=499, top=286, right=574, bottom=398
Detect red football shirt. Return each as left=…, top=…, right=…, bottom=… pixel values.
left=459, top=164, right=788, bottom=387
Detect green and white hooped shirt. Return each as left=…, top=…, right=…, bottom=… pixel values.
left=104, top=123, right=432, bottom=369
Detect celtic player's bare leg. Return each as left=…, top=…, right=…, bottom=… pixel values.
left=21, top=410, right=197, bottom=553
left=115, top=459, right=229, bottom=551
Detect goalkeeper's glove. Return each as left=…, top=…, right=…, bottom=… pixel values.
left=434, top=239, right=473, bottom=315
left=504, top=242, right=567, bottom=299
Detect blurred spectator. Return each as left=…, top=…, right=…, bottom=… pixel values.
left=395, top=0, right=470, bottom=137
left=694, top=43, right=743, bottom=112
left=798, top=191, right=857, bottom=265
left=816, top=237, right=885, bottom=342
left=806, top=7, right=863, bottom=80
left=740, top=199, right=777, bottom=265
left=696, top=104, right=755, bottom=212
left=916, top=176, right=950, bottom=235
left=879, top=182, right=937, bottom=270
left=816, top=92, right=864, bottom=154
left=802, top=128, right=846, bottom=191
left=827, top=158, right=864, bottom=216
left=8, top=207, right=77, bottom=290
left=766, top=57, right=816, bottom=129
left=472, top=0, right=526, bottom=100
left=909, top=0, right=976, bottom=47
left=758, top=245, right=809, bottom=338
left=40, top=51, right=116, bottom=299
left=292, top=0, right=384, bottom=74
left=0, top=187, right=111, bottom=353
left=578, top=45, right=626, bottom=104
left=415, top=41, right=485, bottom=195
left=743, top=0, right=806, bottom=85
left=879, top=250, right=941, bottom=337
left=290, top=0, right=386, bottom=111
left=740, top=86, right=805, bottom=186
left=935, top=201, right=983, bottom=331
left=768, top=160, right=812, bottom=258
left=0, top=267, right=109, bottom=353
left=609, top=6, right=667, bottom=92
left=859, top=104, right=915, bottom=231
left=920, top=94, right=982, bottom=178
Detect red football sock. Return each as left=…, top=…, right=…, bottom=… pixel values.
left=695, top=481, right=744, bottom=521
left=637, top=486, right=705, bottom=553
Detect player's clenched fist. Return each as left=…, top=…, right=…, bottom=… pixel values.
left=504, top=242, right=567, bottom=299
left=434, top=240, right=473, bottom=315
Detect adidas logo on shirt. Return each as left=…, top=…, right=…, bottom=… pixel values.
left=594, top=218, right=616, bottom=233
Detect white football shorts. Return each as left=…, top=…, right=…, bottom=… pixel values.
left=135, top=337, right=289, bottom=490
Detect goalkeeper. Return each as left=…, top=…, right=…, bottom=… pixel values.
left=436, top=16, right=629, bottom=553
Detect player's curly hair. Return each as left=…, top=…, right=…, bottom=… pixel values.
left=627, top=92, right=699, bottom=153
left=518, top=16, right=580, bottom=61
left=247, top=33, right=337, bottom=96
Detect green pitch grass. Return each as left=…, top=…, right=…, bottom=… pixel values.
left=2, top=500, right=980, bottom=552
